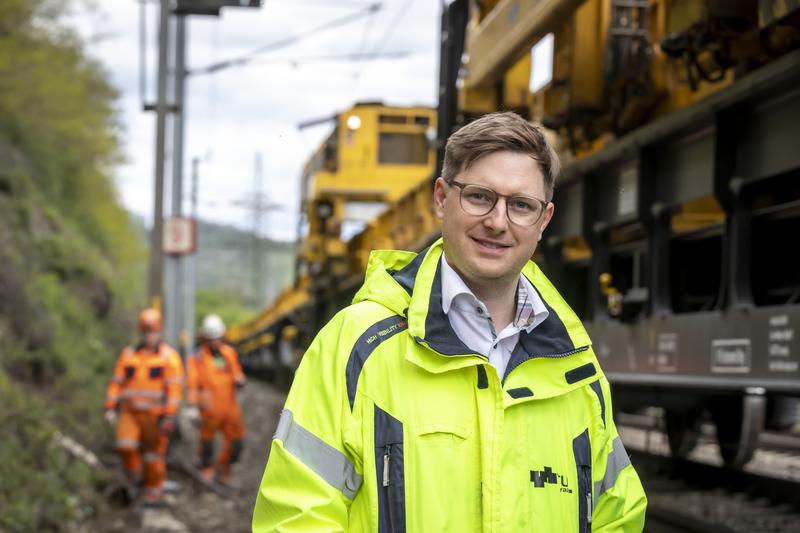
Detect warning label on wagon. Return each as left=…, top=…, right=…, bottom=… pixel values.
left=711, top=339, right=750, bottom=373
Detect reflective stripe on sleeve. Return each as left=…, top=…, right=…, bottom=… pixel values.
left=127, top=400, right=161, bottom=410
left=121, top=389, right=165, bottom=399
left=274, top=408, right=362, bottom=500
left=593, top=436, right=632, bottom=510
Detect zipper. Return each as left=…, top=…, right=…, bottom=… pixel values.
left=578, top=464, right=592, bottom=533
left=383, top=445, right=391, bottom=487
left=413, top=337, right=488, bottom=361
left=572, top=429, right=592, bottom=533
left=383, top=444, right=396, bottom=532
left=583, top=465, right=592, bottom=530
left=502, top=345, right=590, bottom=383
left=375, top=406, right=405, bottom=533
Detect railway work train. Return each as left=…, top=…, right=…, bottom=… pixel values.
left=229, top=0, right=800, bottom=468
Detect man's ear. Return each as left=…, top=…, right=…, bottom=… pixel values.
left=537, top=202, right=555, bottom=242
left=433, top=177, right=448, bottom=220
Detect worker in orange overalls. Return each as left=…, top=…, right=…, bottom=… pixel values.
left=185, top=314, right=246, bottom=485
left=105, top=308, right=184, bottom=506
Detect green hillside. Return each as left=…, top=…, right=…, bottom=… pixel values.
left=0, top=1, right=146, bottom=529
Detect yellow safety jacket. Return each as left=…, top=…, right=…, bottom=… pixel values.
left=253, top=239, right=647, bottom=532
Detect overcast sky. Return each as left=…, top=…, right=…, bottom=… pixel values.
left=69, top=0, right=441, bottom=241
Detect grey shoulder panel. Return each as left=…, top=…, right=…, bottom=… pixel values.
left=345, top=315, right=408, bottom=410
left=589, top=379, right=606, bottom=427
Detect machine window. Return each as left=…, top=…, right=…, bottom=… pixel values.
left=378, top=133, right=428, bottom=164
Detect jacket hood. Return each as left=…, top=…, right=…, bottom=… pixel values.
left=352, top=248, right=418, bottom=317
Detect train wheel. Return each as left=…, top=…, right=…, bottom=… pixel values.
left=766, top=396, right=799, bottom=432
left=665, top=410, right=701, bottom=459
left=710, top=391, right=766, bottom=468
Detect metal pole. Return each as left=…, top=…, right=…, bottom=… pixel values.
left=139, top=0, right=147, bottom=106
left=166, top=14, right=187, bottom=352
left=148, top=0, right=172, bottom=307
left=185, top=157, right=200, bottom=358
left=252, top=153, right=264, bottom=308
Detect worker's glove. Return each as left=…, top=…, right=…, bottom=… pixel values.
left=183, top=405, right=200, bottom=425
left=104, top=409, right=117, bottom=425
left=159, top=416, right=176, bottom=435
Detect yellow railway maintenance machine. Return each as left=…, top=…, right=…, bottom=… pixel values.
left=230, top=103, right=439, bottom=383
left=234, top=1, right=800, bottom=466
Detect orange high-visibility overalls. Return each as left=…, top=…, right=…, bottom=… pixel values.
left=105, top=343, right=184, bottom=501
left=186, top=342, right=246, bottom=477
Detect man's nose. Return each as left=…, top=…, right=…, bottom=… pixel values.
left=483, top=198, right=509, bottom=231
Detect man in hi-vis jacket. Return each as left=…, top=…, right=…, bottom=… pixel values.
left=253, top=112, right=647, bottom=532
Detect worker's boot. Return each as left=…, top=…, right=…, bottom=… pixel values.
left=199, top=466, right=215, bottom=485
left=216, top=438, right=242, bottom=489
left=143, top=486, right=164, bottom=508
left=216, top=466, right=237, bottom=490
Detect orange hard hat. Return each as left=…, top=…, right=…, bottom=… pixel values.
left=138, top=308, right=162, bottom=333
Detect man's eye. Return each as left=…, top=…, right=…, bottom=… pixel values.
left=511, top=199, right=535, bottom=212
left=467, top=192, right=491, bottom=202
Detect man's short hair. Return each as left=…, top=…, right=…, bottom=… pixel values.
left=441, top=111, right=560, bottom=201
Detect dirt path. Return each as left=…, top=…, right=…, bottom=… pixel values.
left=85, top=380, right=286, bottom=533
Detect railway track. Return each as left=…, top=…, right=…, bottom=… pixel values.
left=632, top=450, right=800, bottom=532
left=618, top=417, right=800, bottom=532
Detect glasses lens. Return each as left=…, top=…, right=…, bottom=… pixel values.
left=507, top=196, right=544, bottom=226
left=459, top=184, right=496, bottom=216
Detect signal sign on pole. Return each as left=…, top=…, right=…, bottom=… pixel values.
left=163, top=217, right=197, bottom=255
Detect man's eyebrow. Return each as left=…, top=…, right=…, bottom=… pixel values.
left=503, top=187, right=543, bottom=198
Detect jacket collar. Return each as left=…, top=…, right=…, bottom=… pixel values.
left=353, top=239, right=597, bottom=393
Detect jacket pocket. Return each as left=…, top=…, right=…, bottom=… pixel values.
left=572, top=429, right=592, bottom=533
left=375, top=405, right=405, bottom=533
left=416, top=422, right=472, bottom=446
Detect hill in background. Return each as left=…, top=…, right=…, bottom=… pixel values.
left=195, top=219, right=295, bottom=310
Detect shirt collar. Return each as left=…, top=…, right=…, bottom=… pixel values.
left=514, top=275, right=549, bottom=332
left=440, top=254, right=549, bottom=332
left=441, top=254, right=478, bottom=314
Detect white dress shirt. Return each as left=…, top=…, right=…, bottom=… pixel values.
left=441, top=254, right=549, bottom=378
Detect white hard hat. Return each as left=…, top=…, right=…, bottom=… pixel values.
left=201, top=314, right=226, bottom=340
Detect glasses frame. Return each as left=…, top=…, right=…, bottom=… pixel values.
left=446, top=180, right=550, bottom=227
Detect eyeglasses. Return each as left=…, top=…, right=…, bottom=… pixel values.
left=446, top=180, right=549, bottom=226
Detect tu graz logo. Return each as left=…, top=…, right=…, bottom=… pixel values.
left=530, top=466, right=572, bottom=493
